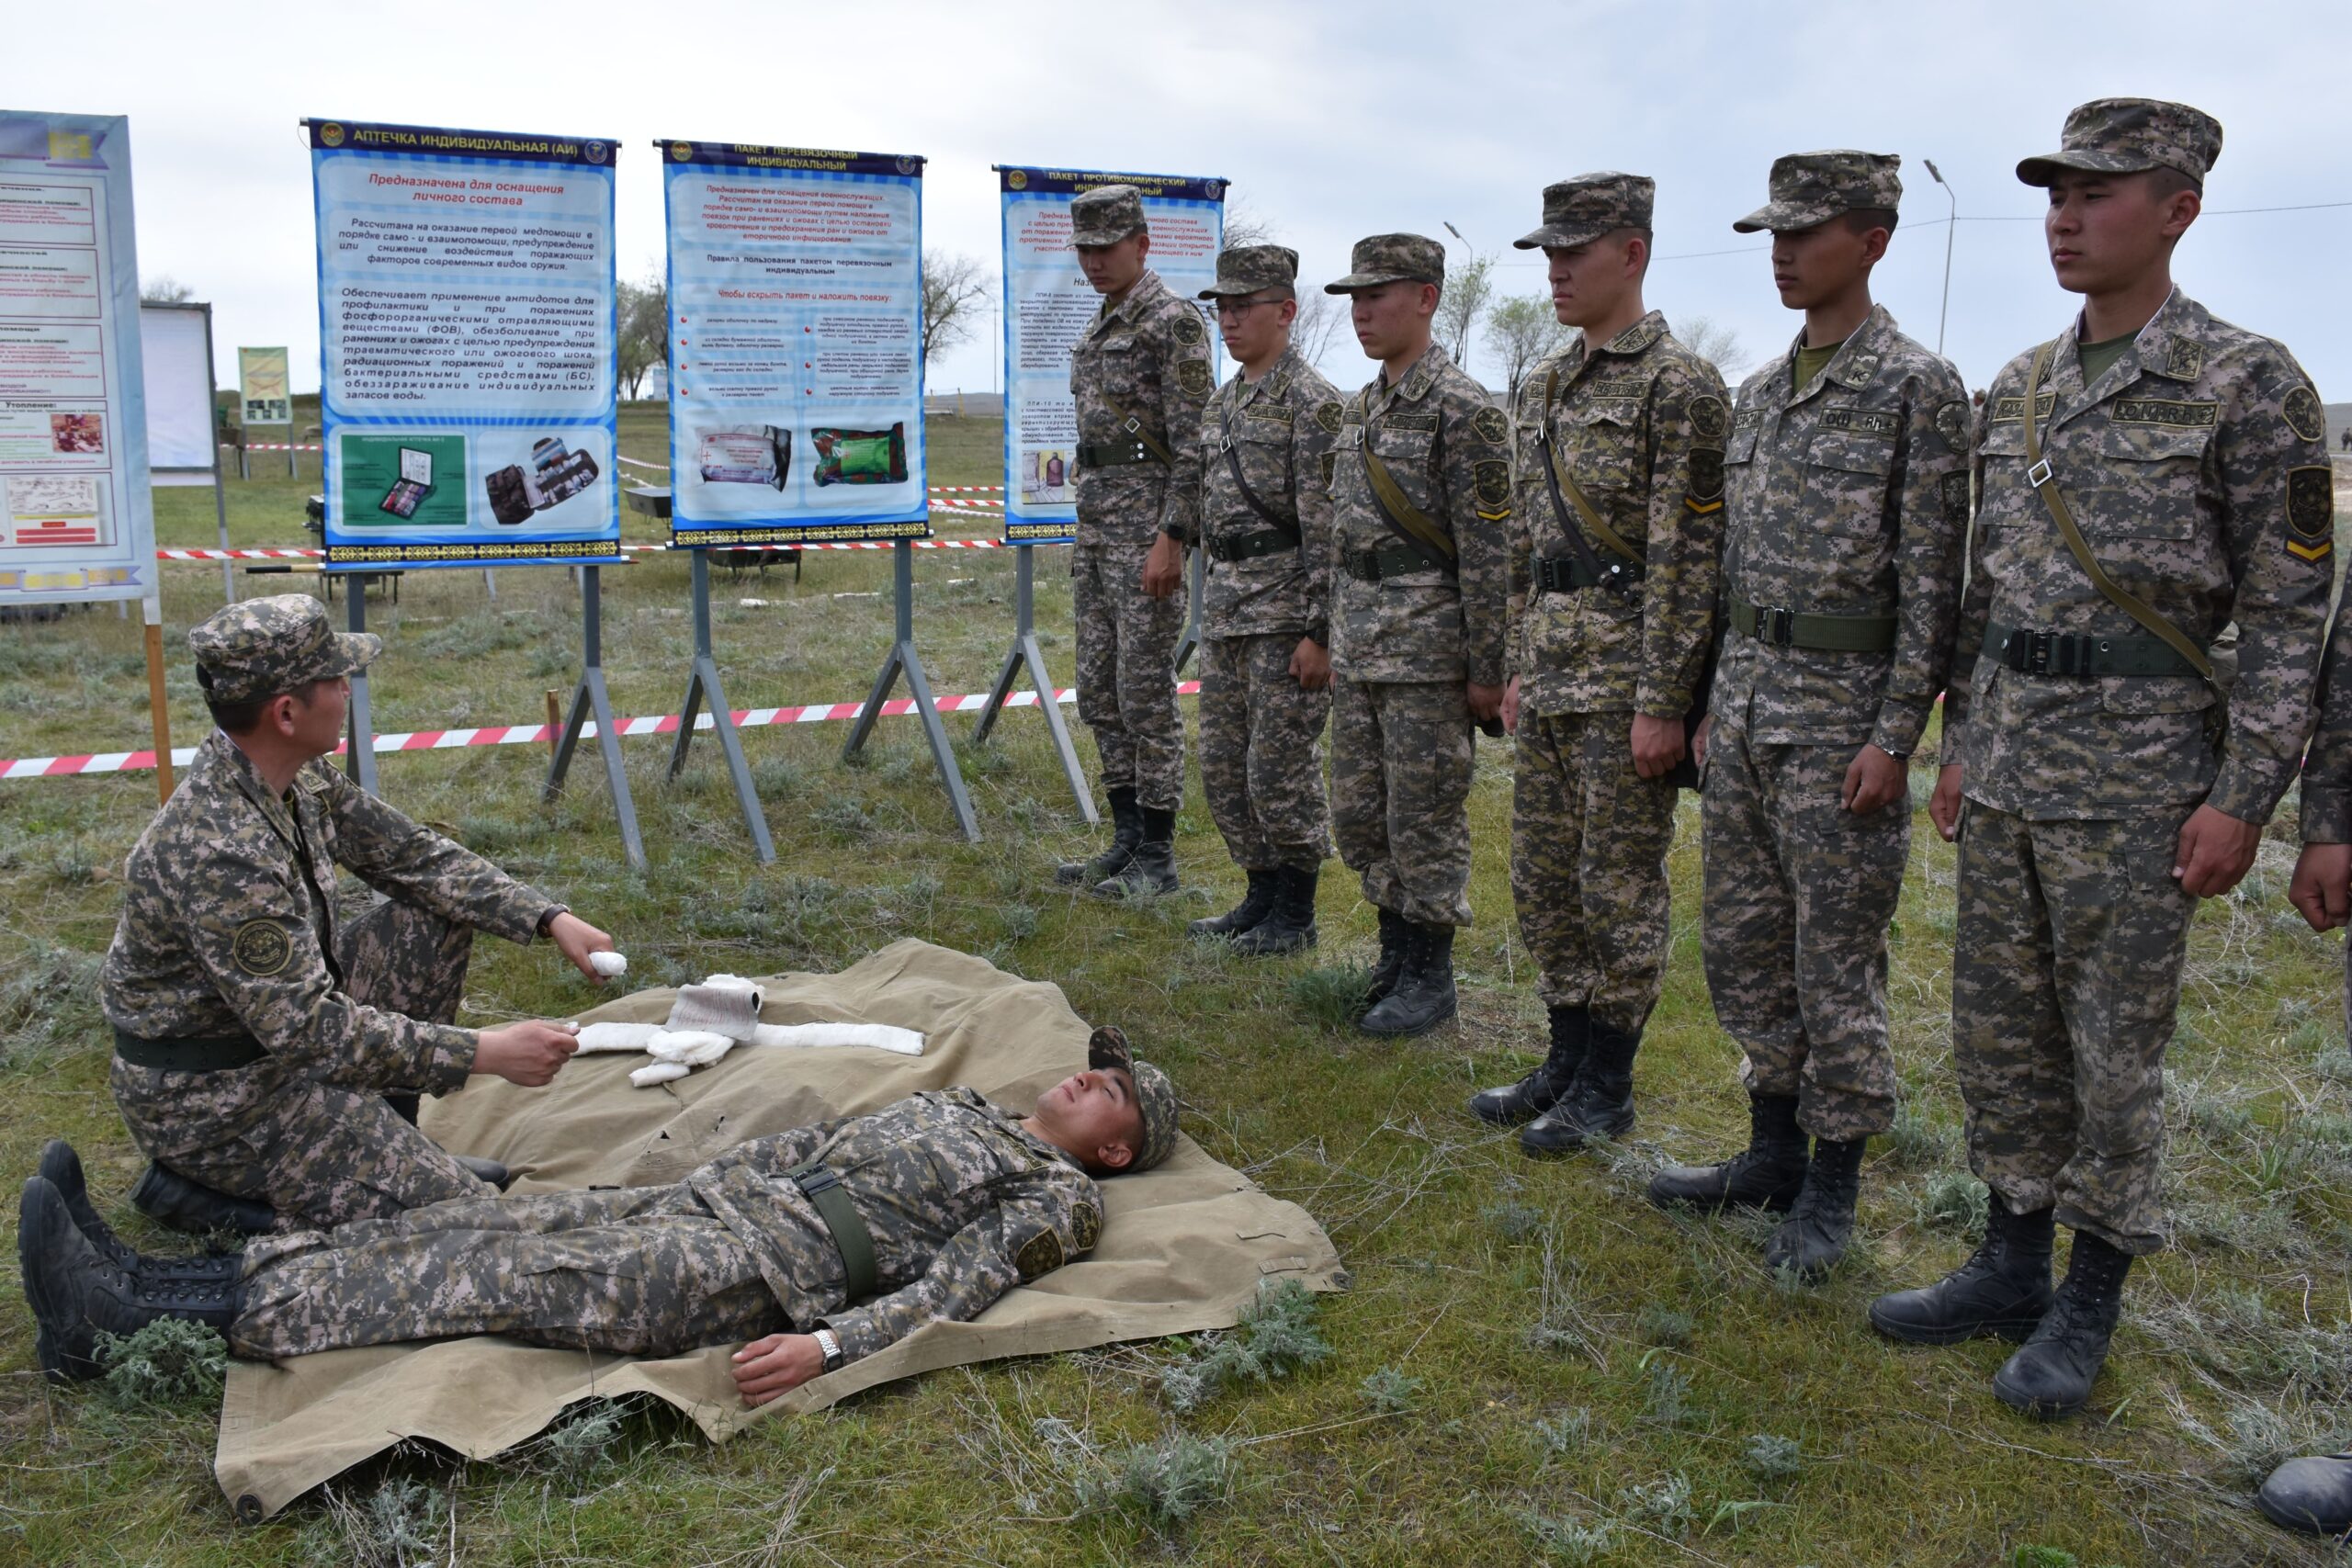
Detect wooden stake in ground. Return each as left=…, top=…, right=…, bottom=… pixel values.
left=142, top=595, right=174, bottom=803
left=546, top=690, right=561, bottom=760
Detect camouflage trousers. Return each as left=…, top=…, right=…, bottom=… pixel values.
left=1072, top=529, right=1186, bottom=810
left=1329, top=676, right=1475, bottom=928
left=1511, top=711, right=1679, bottom=1034
left=111, top=897, right=495, bottom=1232
left=232, top=1181, right=787, bottom=1360
left=1198, top=632, right=1330, bottom=871
left=1701, top=725, right=1906, bottom=1140
left=1952, top=800, right=2197, bottom=1256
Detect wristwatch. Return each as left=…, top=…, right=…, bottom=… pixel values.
left=811, top=1326, right=843, bottom=1373
left=536, top=904, right=570, bottom=937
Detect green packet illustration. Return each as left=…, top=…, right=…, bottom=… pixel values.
left=812, top=423, right=907, bottom=487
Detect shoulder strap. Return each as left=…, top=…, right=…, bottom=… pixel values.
left=1355, top=386, right=1457, bottom=567
left=1102, top=397, right=1175, bottom=467
left=1216, top=396, right=1302, bottom=545
left=1539, top=366, right=1645, bottom=568
left=2020, top=344, right=2221, bottom=704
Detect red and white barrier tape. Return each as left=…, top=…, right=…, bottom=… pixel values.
left=239, top=443, right=322, bottom=452
left=2, top=681, right=1203, bottom=780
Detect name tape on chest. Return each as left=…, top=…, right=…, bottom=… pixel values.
left=2111, top=398, right=2219, bottom=429
left=1816, top=407, right=1900, bottom=437
left=1990, top=392, right=2059, bottom=423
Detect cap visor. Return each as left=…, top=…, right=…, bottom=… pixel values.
left=1731, top=200, right=1838, bottom=234
left=1512, top=221, right=1614, bottom=252
left=322, top=630, right=382, bottom=678
left=1323, top=271, right=1427, bottom=295
left=2015, top=150, right=2154, bottom=186
left=1196, top=280, right=1259, bottom=299
left=1069, top=224, right=1145, bottom=250
left=1087, top=1024, right=1135, bottom=1074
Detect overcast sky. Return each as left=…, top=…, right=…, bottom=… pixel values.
left=13, top=0, right=2347, bottom=402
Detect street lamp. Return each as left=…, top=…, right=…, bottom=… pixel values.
left=1925, top=160, right=1956, bottom=357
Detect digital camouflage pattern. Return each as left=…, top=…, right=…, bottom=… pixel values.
left=1199, top=634, right=1330, bottom=872
left=1511, top=712, right=1678, bottom=1032
left=232, top=1089, right=1107, bottom=1363
left=1732, top=150, right=1904, bottom=234
left=1068, top=184, right=1148, bottom=247
left=1197, top=243, right=1299, bottom=299
left=187, top=593, right=379, bottom=704
left=2016, top=97, right=2222, bottom=187
left=1702, top=731, right=1907, bottom=1139
left=1329, top=678, right=1476, bottom=928
left=1322, top=232, right=1445, bottom=293
left=1951, top=804, right=2196, bottom=1256
left=102, top=731, right=559, bottom=1225
left=1512, top=171, right=1655, bottom=252
left=1194, top=346, right=1343, bottom=640
left=1069, top=266, right=1214, bottom=810
left=2301, top=591, right=2352, bottom=843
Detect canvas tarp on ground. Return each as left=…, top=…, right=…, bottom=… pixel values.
left=214, top=940, right=1345, bottom=1520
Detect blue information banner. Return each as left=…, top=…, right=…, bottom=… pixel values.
left=661, top=141, right=928, bottom=546
left=307, top=118, right=622, bottom=568
left=997, top=166, right=1224, bottom=544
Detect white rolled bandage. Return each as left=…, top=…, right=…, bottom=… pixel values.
left=589, top=952, right=628, bottom=978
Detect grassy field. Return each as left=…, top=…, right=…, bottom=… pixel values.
left=1, top=408, right=2348, bottom=1565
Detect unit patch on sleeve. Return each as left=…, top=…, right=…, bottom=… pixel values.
left=1934, top=400, right=1972, bottom=451
left=1177, top=359, right=1212, bottom=398
left=231, top=919, right=294, bottom=977
left=1688, top=394, right=1728, bottom=443
left=1171, top=310, right=1207, bottom=347
left=2288, top=466, right=2335, bottom=559
left=1470, top=406, right=1510, bottom=446
left=1473, top=459, right=1511, bottom=508
left=1013, top=1224, right=1066, bottom=1281
left=2283, top=384, right=2327, bottom=443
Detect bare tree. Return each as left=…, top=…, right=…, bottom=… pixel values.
left=922, top=250, right=993, bottom=363
left=1432, top=251, right=1496, bottom=377
left=1483, top=295, right=1572, bottom=400
left=140, top=276, right=195, bottom=304
left=1677, top=314, right=1751, bottom=379
left=1291, top=291, right=1352, bottom=375
left=616, top=275, right=669, bottom=400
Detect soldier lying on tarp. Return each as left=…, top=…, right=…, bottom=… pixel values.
left=20, top=1029, right=1177, bottom=1408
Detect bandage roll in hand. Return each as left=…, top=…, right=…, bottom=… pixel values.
left=589, top=952, right=628, bottom=978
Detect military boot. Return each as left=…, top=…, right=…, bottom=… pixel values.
left=130, top=1161, right=277, bottom=1237
left=1359, top=923, right=1457, bottom=1036
left=1868, top=1201, right=2054, bottom=1345
left=1359, top=907, right=1409, bottom=1015
left=2257, top=1454, right=2352, bottom=1536
left=1058, top=787, right=1141, bottom=886
left=1469, top=1006, right=1589, bottom=1127
left=1992, top=1232, right=2132, bottom=1419
left=1094, top=806, right=1179, bottom=897
left=39, top=1141, right=239, bottom=1282
left=1645, top=1093, right=1807, bottom=1212
left=1232, top=864, right=1318, bottom=956
left=1190, top=867, right=1274, bottom=939
left=1761, top=1135, right=1866, bottom=1280
left=20, top=1178, right=243, bottom=1382
left=1521, top=1020, right=1638, bottom=1155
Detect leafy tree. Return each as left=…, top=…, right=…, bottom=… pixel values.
left=1432, top=251, right=1496, bottom=376
left=1484, top=294, right=1574, bottom=399
left=616, top=275, right=669, bottom=400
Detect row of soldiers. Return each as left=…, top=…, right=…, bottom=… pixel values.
left=1052, top=91, right=2352, bottom=1494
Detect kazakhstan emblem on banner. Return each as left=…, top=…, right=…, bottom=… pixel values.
left=319, top=123, right=345, bottom=148
left=1007, top=170, right=1027, bottom=190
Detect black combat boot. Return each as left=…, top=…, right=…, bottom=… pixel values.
left=1645, top=1093, right=1807, bottom=1212
left=1232, top=864, right=1319, bottom=956
left=1520, top=1020, right=1638, bottom=1155
left=1868, top=1201, right=2055, bottom=1345
left=1190, top=867, right=1274, bottom=939
left=1095, top=806, right=1179, bottom=897
left=1761, top=1135, right=1867, bottom=1280
left=1992, top=1231, right=2132, bottom=1419
left=1359, top=907, right=1408, bottom=1014
left=1057, top=787, right=1140, bottom=886
left=130, top=1162, right=277, bottom=1237
left=20, top=1178, right=243, bottom=1382
left=1469, top=1005, right=1589, bottom=1127
left=39, top=1141, right=239, bottom=1282
left=1359, top=924, right=1457, bottom=1036
left=2257, top=1453, right=2352, bottom=1536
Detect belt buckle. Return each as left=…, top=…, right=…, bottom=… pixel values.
left=1761, top=605, right=1795, bottom=646
left=795, top=1165, right=839, bottom=1198
left=1128, top=442, right=1149, bottom=462
left=2026, top=458, right=2053, bottom=489
left=2026, top=630, right=2054, bottom=675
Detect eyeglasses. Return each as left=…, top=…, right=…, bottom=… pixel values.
left=1215, top=296, right=1285, bottom=318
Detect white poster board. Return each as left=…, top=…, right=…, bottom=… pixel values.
left=139, top=301, right=216, bottom=480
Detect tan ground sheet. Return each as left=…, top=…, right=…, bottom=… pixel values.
left=214, top=941, right=1345, bottom=1520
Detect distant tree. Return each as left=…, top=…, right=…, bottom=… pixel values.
left=1432, top=251, right=1496, bottom=376
left=922, top=250, right=993, bottom=363
left=616, top=275, right=669, bottom=400
left=1290, top=291, right=1352, bottom=375
left=140, top=276, right=195, bottom=304
left=1678, top=314, right=1751, bottom=379
left=1484, top=294, right=1573, bottom=399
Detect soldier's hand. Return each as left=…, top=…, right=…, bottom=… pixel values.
left=547, top=912, right=616, bottom=982
left=1842, top=744, right=1907, bottom=816
left=2174, top=805, right=2262, bottom=899
left=1630, top=715, right=1686, bottom=781
left=2289, top=841, right=2352, bottom=931
left=1467, top=682, right=1505, bottom=725
left=1289, top=637, right=1332, bottom=693
left=1499, top=676, right=1522, bottom=735
left=1691, top=716, right=1712, bottom=772
left=1140, top=533, right=1186, bottom=599
left=473, top=1021, right=581, bottom=1087
left=1929, top=764, right=1964, bottom=841
left=731, top=1332, right=825, bottom=1406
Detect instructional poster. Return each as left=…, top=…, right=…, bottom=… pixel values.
left=308, top=118, right=621, bottom=567
left=997, top=166, right=1223, bottom=544
left=239, top=345, right=289, bottom=425
left=0, top=109, right=153, bottom=603
left=662, top=140, right=928, bottom=545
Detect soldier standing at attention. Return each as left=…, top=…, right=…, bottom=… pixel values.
left=1148, top=244, right=1344, bottom=954
left=1870, top=100, right=2334, bottom=1419
left=1321, top=235, right=1511, bottom=1034
left=1465, top=175, right=1727, bottom=1153
left=1644, top=152, right=1969, bottom=1282
left=1056, top=184, right=1215, bottom=899
left=98, top=596, right=611, bottom=1237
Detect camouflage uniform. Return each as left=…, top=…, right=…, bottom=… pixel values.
left=2302, top=595, right=2352, bottom=1039
left=1703, top=154, right=1972, bottom=1143
left=1186, top=246, right=1344, bottom=874
left=1506, top=176, right=1727, bottom=1036
left=1069, top=186, right=1214, bottom=813
left=100, top=597, right=564, bottom=1231
left=1324, top=236, right=1511, bottom=930
left=229, top=1042, right=1182, bottom=1364
left=1943, top=107, right=2333, bottom=1255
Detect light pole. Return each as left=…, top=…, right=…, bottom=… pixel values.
left=1925, top=160, right=1956, bottom=356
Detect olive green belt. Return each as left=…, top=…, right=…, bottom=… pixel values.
left=787, top=1161, right=877, bottom=1303
left=1731, top=600, right=1899, bottom=653
left=112, top=1026, right=266, bottom=1073
left=1984, top=619, right=2204, bottom=678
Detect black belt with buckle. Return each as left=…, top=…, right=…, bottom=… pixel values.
left=111, top=1026, right=267, bottom=1073
left=1207, top=528, right=1297, bottom=564
left=1532, top=555, right=1633, bottom=593
left=1984, top=619, right=2203, bottom=677
left=1075, top=440, right=1162, bottom=468
left=1344, top=541, right=1446, bottom=583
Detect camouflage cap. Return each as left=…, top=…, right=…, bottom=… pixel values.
left=1733, top=150, right=1903, bottom=233
left=1513, top=172, right=1656, bottom=250
left=1069, top=184, right=1148, bottom=247
left=1087, top=1024, right=1180, bottom=1173
left=1323, top=233, right=1445, bottom=294
left=189, top=592, right=380, bottom=705
left=2016, top=97, right=2222, bottom=188
left=1198, top=243, right=1299, bottom=299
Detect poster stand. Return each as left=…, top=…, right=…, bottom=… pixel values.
left=972, top=546, right=1095, bottom=824
left=141, top=595, right=174, bottom=804
left=339, top=572, right=379, bottom=795
left=540, top=563, right=646, bottom=868
left=842, top=541, right=978, bottom=841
